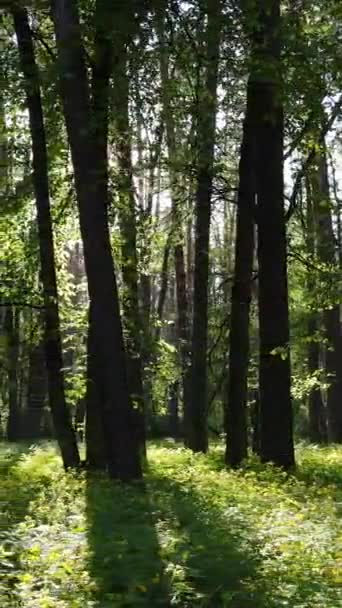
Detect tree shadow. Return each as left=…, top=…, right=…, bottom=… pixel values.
left=148, top=472, right=273, bottom=608
left=0, top=443, right=37, bottom=606
left=85, top=473, right=171, bottom=607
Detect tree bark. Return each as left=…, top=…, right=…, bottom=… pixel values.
left=13, top=7, right=80, bottom=467
left=188, top=0, right=221, bottom=452
left=155, top=0, right=191, bottom=438
left=5, top=307, right=20, bottom=442
left=305, top=180, right=327, bottom=443
left=112, top=26, right=145, bottom=451
left=51, top=0, right=141, bottom=480
left=312, top=148, right=342, bottom=442
left=254, top=0, right=295, bottom=468
left=85, top=305, right=107, bottom=469
left=225, top=78, right=256, bottom=467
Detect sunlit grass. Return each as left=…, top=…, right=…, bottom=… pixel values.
left=1, top=441, right=341, bottom=607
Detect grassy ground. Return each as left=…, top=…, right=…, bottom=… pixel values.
left=0, top=441, right=341, bottom=607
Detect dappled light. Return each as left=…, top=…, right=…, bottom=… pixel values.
left=1, top=442, right=341, bottom=607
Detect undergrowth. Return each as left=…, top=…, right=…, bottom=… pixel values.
left=0, top=441, right=341, bottom=607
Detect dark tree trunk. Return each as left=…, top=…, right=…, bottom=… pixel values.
left=155, top=1, right=191, bottom=438
left=5, top=307, right=20, bottom=442
left=168, top=381, right=180, bottom=439
left=225, top=78, right=256, bottom=467
left=112, top=29, right=145, bottom=451
left=307, top=316, right=327, bottom=442
left=188, top=0, right=221, bottom=452
left=13, top=7, right=80, bottom=467
left=26, top=335, right=48, bottom=439
left=251, top=389, right=260, bottom=455
left=253, top=1, right=295, bottom=468
left=313, top=149, right=342, bottom=442
left=51, top=0, right=141, bottom=480
left=85, top=306, right=107, bottom=470
left=305, top=181, right=327, bottom=443
left=156, top=235, right=172, bottom=336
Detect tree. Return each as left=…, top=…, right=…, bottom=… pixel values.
left=12, top=6, right=80, bottom=468
left=225, top=75, right=256, bottom=467
left=311, top=146, right=342, bottom=442
left=187, top=0, right=221, bottom=452
left=50, top=0, right=141, bottom=480
left=253, top=0, right=295, bottom=468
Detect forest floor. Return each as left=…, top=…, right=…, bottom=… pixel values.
left=0, top=441, right=341, bottom=608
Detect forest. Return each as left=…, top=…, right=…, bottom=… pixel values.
left=0, top=0, right=341, bottom=606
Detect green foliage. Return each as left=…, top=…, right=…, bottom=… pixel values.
left=1, top=442, right=341, bottom=607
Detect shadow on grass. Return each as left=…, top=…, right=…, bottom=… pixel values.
left=85, top=473, right=171, bottom=607
left=148, top=473, right=272, bottom=608
left=0, top=443, right=36, bottom=606
left=85, top=466, right=272, bottom=608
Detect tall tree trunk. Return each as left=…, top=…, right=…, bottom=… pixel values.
left=13, top=7, right=80, bottom=467
left=188, top=0, right=221, bottom=452
left=112, top=26, right=145, bottom=450
left=26, top=330, right=48, bottom=439
left=85, top=305, right=107, bottom=469
left=305, top=180, right=326, bottom=443
left=155, top=1, right=191, bottom=438
left=254, top=1, right=295, bottom=468
left=225, top=78, right=256, bottom=467
left=312, top=148, right=342, bottom=442
left=5, top=307, right=20, bottom=442
left=51, top=0, right=141, bottom=480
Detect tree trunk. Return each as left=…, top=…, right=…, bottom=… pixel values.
left=155, top=1, right=191, bottom=438
left=13, top=7, right=80, bottom=467
left=225, top=78, right=256, bottom=467
left=313, top=148, right=342, bottom=442
left=85, top=305, right=107, bottom=469
left=26, top=333, right=48, bottom=439
left=254, top=1, right=295, bottom=468
left=5, top=307, right=20, bottom=442
left=188, top=0, right=221, bottom=452
left=305, top=180, right=327, bottom=443
left=112, top=29, right=145, bottom=451
left=51, top=0, right=141, bottom=480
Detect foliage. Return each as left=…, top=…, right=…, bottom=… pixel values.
left=1, top=442, right=341, bottom=607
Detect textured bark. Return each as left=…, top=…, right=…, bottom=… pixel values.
left=313, top=150, right=342, bottom=442
left=26, top=335, right=48, bottom=438
left=5, top=308, right=20, bottom=442
left=13, top=7, right=80, bottom=467
left=225, top=79, right=256, bottom=467
left=188, top=0, right=221, bottom=452
left=112, top=32, right=145, bottom=448
left=305, top=183, right=327, bottom=443
left=51, top=0, right=141, bottom=480
left=85, top=306, right=107, bottom=469
left=155, top=1, right=191, bottom=436
left=254, top=1, right=295, bottom=468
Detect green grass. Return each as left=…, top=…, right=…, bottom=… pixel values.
left=0, top=441, right=341, bottom=607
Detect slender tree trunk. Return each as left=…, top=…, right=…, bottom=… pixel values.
left=13, top=7, right=80, bottom=467
left=51, top=0, right=141, bottom=480
left=254, top=1, right=295, bottom=468
left=6, top=307, right=20, bottom=442
left=305, top=181, right=327, bottom=443
left=188, top=0, right=221, bottom=452
left=155, top=1, right=191, bottom=437
left=225, top=78, right=256, bottom=467
left=26, top=332, right=48, bottom=439
left=313, top=148, right=342, bottom=442
left=112, top=34, right=145, bottom=450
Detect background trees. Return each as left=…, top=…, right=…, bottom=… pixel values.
left=0, top=1, right=341, bottom=474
